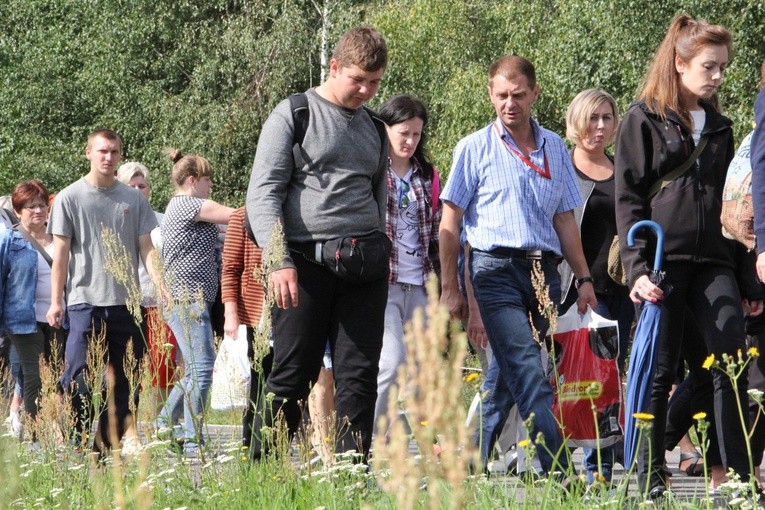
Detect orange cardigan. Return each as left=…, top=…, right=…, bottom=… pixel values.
left=221, top=207, right=265, bottom=327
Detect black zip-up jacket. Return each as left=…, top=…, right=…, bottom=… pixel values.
left=615, top=100, right=735, bottom=287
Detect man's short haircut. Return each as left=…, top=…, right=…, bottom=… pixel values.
left=488, top=55, right=536, bottom=89
left=87, top=129, right=122, bottom=150
left=117, top=162, right=151, bottom=187
left=332, top=25, right=388, bottom=72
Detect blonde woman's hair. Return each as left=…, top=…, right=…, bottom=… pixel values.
left=165, top=148, right=212, bottom=188
left=117, top=162, right=151, bottom=187
left=566, top=88, right=619, bottom=147
left=638, top=14, right=732, bottom=131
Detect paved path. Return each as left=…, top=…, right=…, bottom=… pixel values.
left=193, top=424, right=762, bottom=505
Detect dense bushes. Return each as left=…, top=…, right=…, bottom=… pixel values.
left=0, top=0, right=762, bottom=207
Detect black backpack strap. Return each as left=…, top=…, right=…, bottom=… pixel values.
left=244, top=211, right=256, bottom=243
left=363, top=106, right=389, bottom=180
left=288, top=93, right=310, bottom=146
left=363, top=106, right=388, bottom=147
left=246, top=93, right=311, bottom=244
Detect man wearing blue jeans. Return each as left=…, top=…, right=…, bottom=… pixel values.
left=439, top=55, right=596, bottom=476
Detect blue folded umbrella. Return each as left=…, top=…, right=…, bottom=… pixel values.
left=623, top=220, right=667, bottom=468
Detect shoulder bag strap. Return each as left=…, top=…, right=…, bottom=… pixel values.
left=0, top=207, right=15, bottom=227
left=430, top=167, right=440, bottom=217
left=14, top=225, right=53, bottom=267
left=647, top=136, right=709, bottom=199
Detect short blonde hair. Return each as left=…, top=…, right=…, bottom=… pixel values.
left=565, top=88, right=619, bottom=147
left=117, top=162, right=151, bottom=187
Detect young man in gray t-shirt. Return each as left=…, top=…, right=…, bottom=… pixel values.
left=47, top=129, right=159, bottom=452
left=246, top=26, right=389, bottom=460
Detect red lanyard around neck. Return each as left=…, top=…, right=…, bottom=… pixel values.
left=494, top=122, right=551, bottom=179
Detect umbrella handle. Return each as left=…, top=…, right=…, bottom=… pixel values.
left=627, top=220, right=665, bottom=272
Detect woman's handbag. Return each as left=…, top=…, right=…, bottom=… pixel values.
left=607, top=236, right=627, bottom=286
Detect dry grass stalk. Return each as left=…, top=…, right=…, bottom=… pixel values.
left=35, top=347, right=75, bottom=447
left=101, top=225, right=144, bottom=325
left=373, top=278, right=477, bottom=510
left=530, top=260, right=568, bottom=463
left=250, top=219, right=286, bottom=369
left=81, top=324, right=109, bottom=447
left=308, top=385, right=337, bottom=466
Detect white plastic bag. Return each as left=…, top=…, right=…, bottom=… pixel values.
left=210, top=325, right=251, bottom=411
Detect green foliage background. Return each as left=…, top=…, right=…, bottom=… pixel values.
left=1, top=0, right=763, bottom=208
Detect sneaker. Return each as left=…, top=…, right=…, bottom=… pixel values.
left=153, top=419, right=172, bottom=439
left=183, top=441, right=200, bottom=459
left=121, top=435, right=142, bottom=457
left=5, top=412, right=22, bottom=439
left=26, top=441, right=42, bottom=454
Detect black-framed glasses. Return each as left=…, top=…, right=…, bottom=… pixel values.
left=23, top=203, right=48, bottom=211
left=398, top=180, right=410, bottom=209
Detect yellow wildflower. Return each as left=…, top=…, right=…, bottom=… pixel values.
left=693, top=412, right=707, bottom=421
left=702, top=354, right=715, bottom=370
left=518, top=439, right=531, bottom=448
left=633, top=412, right=655, bottom=421
left=464, top=372, right=479, bottom=383
left=750, top=347, right=760, bottom=358
left=420, top=420, right=428, bottom=427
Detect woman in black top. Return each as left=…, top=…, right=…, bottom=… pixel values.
left=560, top=88, right=633, bottom=485
left=615, top=15, right=747, bottom=497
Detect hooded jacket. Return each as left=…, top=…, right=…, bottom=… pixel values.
left=615, top=100, right=735, bottom=287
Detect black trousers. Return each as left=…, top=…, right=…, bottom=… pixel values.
left=64, top=304, right=145, bottom=450
left=664, top=335, right=722, bottom=466
left=251, top=253, right=388, bottom=460
left=639, top=262, right=749, bottom=489
left=7, top=322, right=65, bottom=421
left=242, top=326, right=273, bottom=449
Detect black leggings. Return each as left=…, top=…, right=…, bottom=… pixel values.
left=639, top=262, right=749, bottom=489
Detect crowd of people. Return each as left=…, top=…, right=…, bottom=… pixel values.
left=1, top=15, right=765, bottom=500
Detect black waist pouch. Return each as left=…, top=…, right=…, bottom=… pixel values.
left=321, top=231, right=392, bottom=283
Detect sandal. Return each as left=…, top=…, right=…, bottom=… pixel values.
left=678, top=450, right=704, bottom=477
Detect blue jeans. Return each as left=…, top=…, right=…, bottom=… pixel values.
left=159, top=301, right=215, bottom=442
left=470, top=250, right=568, bottom=473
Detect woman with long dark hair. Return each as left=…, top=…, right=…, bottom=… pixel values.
left=373, top=95, right=441, bottom=435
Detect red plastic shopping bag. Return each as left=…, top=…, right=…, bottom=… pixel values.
left=546, top=305, right=624, bottom=448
